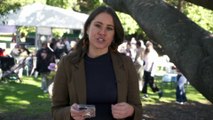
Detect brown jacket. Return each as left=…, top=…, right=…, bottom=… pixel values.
left=52, top=51, right=142, bottom=120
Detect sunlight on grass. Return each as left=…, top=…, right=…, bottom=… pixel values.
left=0, top=75, right=212, bottom=119
left=38, top=94, right=49, bottom=98
left=16, top=91, right=26, bottom=94
left=5, top=96, right=30, bottom=105
left=22, top=77, right=41, bottom=87
left=141, top=77, right=211, bottom=105
left=24, top=80, right=40, bottom=86
left=184, top=85, right=210, bottom=103
left=0, top=76, right=51, bottom=116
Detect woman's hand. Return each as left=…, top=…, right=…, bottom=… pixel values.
left=111, top=102, right=134, bottom=119
left=70, top=103, right=86, bottom=120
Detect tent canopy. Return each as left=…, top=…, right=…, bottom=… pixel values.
left=0, top=25, right=16, bottom=33
left=0, top=3, right=88, bottom=29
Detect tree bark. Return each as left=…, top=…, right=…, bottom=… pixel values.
left=177, top=0, right=184, bottom=12
left=104, top=0, right=213, bottom=103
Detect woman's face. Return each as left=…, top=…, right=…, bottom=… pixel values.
left=87, top=12, right=115, bottom=53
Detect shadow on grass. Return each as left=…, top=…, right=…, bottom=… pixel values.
left=142, top=101, right=213, bottom=120
left=0, top=77, right=52, bottom=120
left=141, top=77, right=213, bottom=120
left=0, top=76, right=212, bottom=120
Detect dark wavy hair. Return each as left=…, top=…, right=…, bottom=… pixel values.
left=69, top=6, right=124, bottom=63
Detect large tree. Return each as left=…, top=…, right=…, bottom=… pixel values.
left=103, top=0, right=213, bottom=103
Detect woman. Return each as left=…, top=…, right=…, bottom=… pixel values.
left=52, top=6, right=142, bottom=120
left=141, top=41, right=163, bottom=98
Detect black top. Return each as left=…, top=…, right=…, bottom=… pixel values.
left=84, top=52, right=117, bottom=120
left=36, top=47, right=55, bottom=73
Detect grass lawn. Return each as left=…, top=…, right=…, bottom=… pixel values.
left=141, top=77, right=213, bottom=120
left=0, top=75, right=211, bottom=120
left=0, top=76, right=51, bottom=119
left=141, top=76, right=211, bottom=105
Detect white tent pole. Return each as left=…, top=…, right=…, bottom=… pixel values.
left=35, top=27, right=39, bottom=50
left=15, top=26, right=19, bottom=43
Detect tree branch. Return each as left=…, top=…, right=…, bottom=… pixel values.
left=185, top=0, right=213, bottom=10
left=104, top=0, right=213, bottom=103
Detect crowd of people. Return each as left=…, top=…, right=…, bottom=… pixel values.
left=118, top=38, right=164, bottom=99
left=0, top=36, right=77, bottom=88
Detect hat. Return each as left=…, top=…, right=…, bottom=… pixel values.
left=48, top=63, right=57, bottom=71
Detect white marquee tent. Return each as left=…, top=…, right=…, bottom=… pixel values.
left=0, top=3, right=89, bottom=48
left=0, top=3, right=88, bottom=29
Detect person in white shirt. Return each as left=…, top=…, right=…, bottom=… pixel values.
left=134, top=41, right=145, bottom=91
left=141, top=41, right=163, bottom=98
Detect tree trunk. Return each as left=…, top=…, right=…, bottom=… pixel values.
left=177, top=0, right=184, bottom=12
left=104, top=0, right=213, bottom=103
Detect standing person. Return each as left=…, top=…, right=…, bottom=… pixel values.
left=36, top=41, right=55, bottom=93
left=54, top=39, right=68, bottom=59
left=17, top=45, right=31, bottom=77
left=19, top=32, right=26, bottom=43
left=125, top=41, right=132, bottom=58
left=134, top=41, right=145, bottom=91
left=11, top=33, right=16, bottom=43
left=176, top=69, right=188, bottom=104
left=52, top=6, right=142, bottom=120
left=141, top=41, right=163, bottom=98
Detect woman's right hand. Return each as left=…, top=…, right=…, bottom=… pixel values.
left=70, top=103, right=86, bottom=120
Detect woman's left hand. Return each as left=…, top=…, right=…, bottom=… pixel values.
left=111, top=102, right=134, bottom=119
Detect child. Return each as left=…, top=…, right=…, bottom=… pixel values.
left=47, top=63, right=57, bottom=97
left=176, top=70, right=188, bottom=104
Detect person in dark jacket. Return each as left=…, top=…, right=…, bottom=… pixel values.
left=36, top=41, right=55, bottom=93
